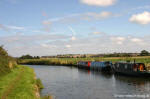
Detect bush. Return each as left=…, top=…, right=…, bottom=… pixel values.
left=0, top=46, right=17, bottom=76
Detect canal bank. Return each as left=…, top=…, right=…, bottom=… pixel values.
left=0, top=65, right=50, bottom=99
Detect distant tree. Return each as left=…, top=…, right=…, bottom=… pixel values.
left=82, top=55, right=86, bottom=58
left=20, top=54, right=33, bottom=59
left=140, top=50, right=149, bottom=56
left=0, top=45, right=8, bottom=56
left=20, top=55, right=40, bottom=59
left=36, top=56, right=40, bottom=59
left=34, top=56, right=40, bottom=59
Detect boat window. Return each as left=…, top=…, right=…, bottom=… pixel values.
left=125, top=64, right=127, bottom=69
left=117, top=64, right=119, bottom=68
left=133, top=64, right=137, bottom=71
left=139, top=64, right=144, bottom=71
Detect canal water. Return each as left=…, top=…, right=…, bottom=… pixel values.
left=28, top=65, right=150, bottom=99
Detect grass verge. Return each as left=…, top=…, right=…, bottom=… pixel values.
left=0, top=65, right=42, bottom=99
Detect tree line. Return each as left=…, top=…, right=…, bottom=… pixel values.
left=18, top=50, right=150, bottom=59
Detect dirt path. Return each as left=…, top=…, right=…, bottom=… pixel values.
left=1, top=67, right=24, bottom=99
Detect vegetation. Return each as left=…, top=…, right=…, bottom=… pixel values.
left=140, top=50, right=150, bottom=56
left=0, top=66, right=42, bottom=99
left=18, top=56, right=150, bottom=67
left=0, top=46, right=8, bottom=56
left=0, top=46, right=17, bottom=76
left=36, top=78, right=44, bottom=89
left=19, top=54, right=40, bottom=59
left=0, top=46, right=48, bottom=99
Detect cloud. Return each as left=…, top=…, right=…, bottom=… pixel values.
left=84, top=11, right=112, bottom=20
left=0, top=34, right=70, bottom=44
left=131, top=38, right=142, bottom=43
left=42, top=20, right=51, bottom=25
left=0, top=24, right=25, bottom=32
left=42, top=20, right=52, bottom=32
left=129, top=11, right=150, bottom=25
left=130, top=38, right=146, bottom=45
left=71, top=36, right=76, bottom=41
left=0, top=24, right=9, bottom=31
left=66, top=45, right=71, bottom=48
left=111, top=36, right=126, bottom=45
left=131, top=5, right=150, bottom=11
left=6, top=25, right=25, bottom=30
left=1, top=33, right=150, bottom=56
left=80, top=0, right=117, bottom=7
left=93, top=31, right=102, bottom=34
left=44, top=11, right=116, bottom=25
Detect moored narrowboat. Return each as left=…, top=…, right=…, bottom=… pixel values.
left=77, top=61, right=91, bottom=69
left=113, top=61, right=150, bottom=77
left=90, top=61, right=113, bottom=73
left=77, top=61, right=113, bottom=73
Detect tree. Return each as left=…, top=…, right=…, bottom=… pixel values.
left=140, top=50, right=149, bottom=56
left=0, top=45, right=8, bottom=56
left=20, top=54, right=33, bottom=59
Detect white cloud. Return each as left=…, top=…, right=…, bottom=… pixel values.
left=2, top=34, right=150, bottom=57
left=116, top=37, right=125, bottom=41
left=44, top=11, right=118, bottom=24
left=130, top=38, right=147, bottom=45
left=66, top=45, right=71, bottom=48
left=111, top=36, right=125, bottom=45
left=131, top=38, right=142, bottom=42
left=93, top=31, right=102, bottom=34
left=41, top=44, right=50, bottom=48
left=80, top=0, right=117, bottom=7
left=0, top=24, right=25, bottom=31
left=85, top=11, right=112, bottom=19
left=129, top=11, right=150, bottom=25
left=6, top=25, right=25, bottom=30
left=71, top=36, right=76, bottom=40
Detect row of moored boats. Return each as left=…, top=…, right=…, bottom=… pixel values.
left=77, top=61, right=150, bottom=77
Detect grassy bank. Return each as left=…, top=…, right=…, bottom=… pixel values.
left=0, top=46, right=52, bottom=99
left=18, top=56, right=150, bottom=66
left=0, top=65, right=44, bottom=99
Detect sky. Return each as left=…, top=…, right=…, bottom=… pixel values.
left=0, top=0, right=150, bottom=57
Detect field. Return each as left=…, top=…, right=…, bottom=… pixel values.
left=18, top=56, right=150, bottom=66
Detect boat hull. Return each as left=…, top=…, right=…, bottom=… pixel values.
left=114, top=71, right=150, bottom=77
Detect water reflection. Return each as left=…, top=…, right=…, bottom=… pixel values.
left=114, top=75, right=150, bottom=95
left=27, top=65, right=150, bottom=99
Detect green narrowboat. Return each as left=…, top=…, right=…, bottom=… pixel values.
left=113, top=61, right=150, bottom=77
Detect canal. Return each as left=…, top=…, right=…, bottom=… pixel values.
left=28, top=65, right=150, bottom=99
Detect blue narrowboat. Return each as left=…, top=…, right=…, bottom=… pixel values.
left=77, top=61, right=113, bottom=73
left=90, top=61, right=113, bottom=72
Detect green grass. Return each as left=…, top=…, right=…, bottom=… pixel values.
left=36, top=78, right=44, bottom=89
left=18, top=56, right=150, bottom=66
left=0, top=66, right=20, bottom=97
left=0, top=65, right=41, bottom=99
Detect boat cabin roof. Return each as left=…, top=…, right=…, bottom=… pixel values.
left=117, top=61, right=144, bottom=65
